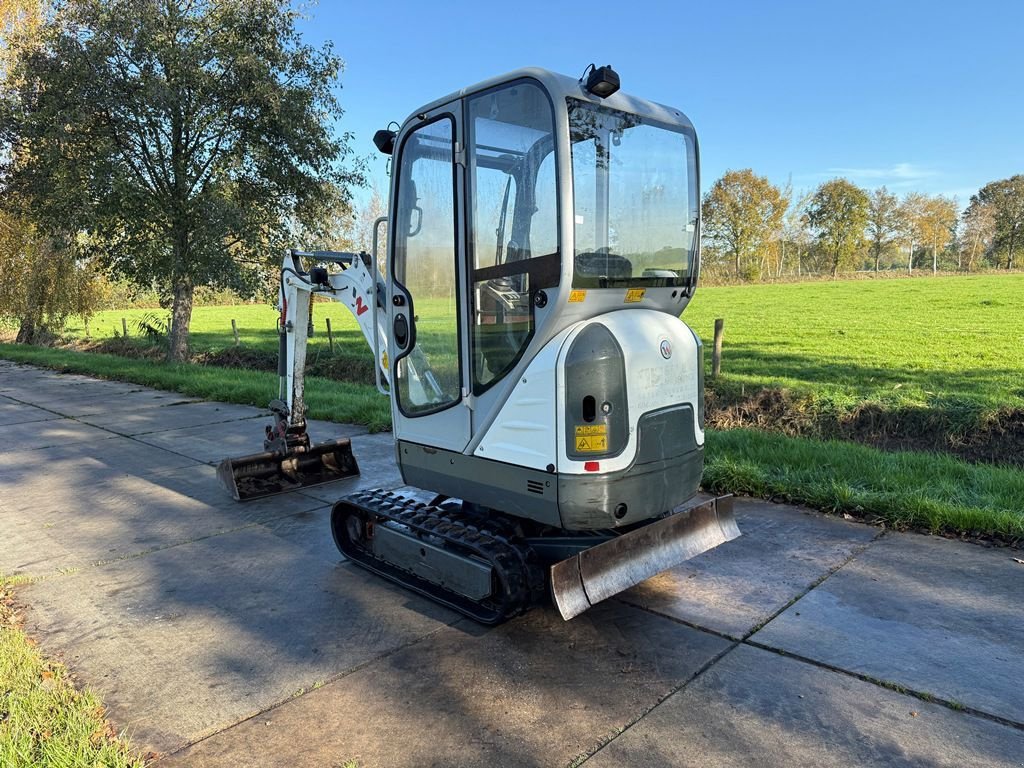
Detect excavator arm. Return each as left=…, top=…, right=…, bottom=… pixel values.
left=217, top=247, right=389, bottom=501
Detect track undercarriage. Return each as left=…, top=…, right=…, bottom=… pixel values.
left=332, top=489, right=739, bottom=623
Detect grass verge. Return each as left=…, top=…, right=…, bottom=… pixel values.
left=0, top=343, right=392, bottom=432
left=0, top=575, right=146, bottom=768
left=705, top=429, right=1024, bottom=543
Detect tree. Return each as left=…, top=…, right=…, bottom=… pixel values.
left=960, top=197, right=996, bottom=271
left=916, top=195, right=958, bottom=274
left=0, top=214, right=107, bottom=341
left=2, top=0, right=363, bottom=361
left=778, top=185, right=812, bottom=278
left=0, top=1, right=105, bottom=341
left=701, top=169, right=786, bottom=280
left=898, top=193, right=927, bottom=273
left=865, top=186, right=901, bottom=272
left=805, top=178, right=869, bottom=278
left=970, top=176, right=1024, bottom=270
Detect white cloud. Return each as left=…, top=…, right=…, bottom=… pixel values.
left=824, top=163, right=938, bottom=185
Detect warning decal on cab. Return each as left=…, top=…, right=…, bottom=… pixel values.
left=568, top=289, right=587, bottom=303
left=624, top=288, right=645, bottom=303
left=574, top=424, right=608, bottom=452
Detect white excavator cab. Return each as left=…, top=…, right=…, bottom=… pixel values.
left=219, top=67, right=739, bottom=623
left=385, top=69, right=704, bottom=529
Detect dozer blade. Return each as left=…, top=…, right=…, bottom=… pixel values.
left=549, top=495, right=740, bottom=621
left=217, top=438, right=359, bottom=502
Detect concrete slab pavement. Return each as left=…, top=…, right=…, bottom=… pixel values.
left=620, top=502, right=880, bottom=638
left=752, top=532, right=1024, bottom=724
left=584, top=644, right=1024, bottom=768
left=0, top=394, right=61, bottom=426
left=76, top=400, right=271, bottom=436
left=19, top=507, right=459, bottom=753
left=2, top=361, right=1022, bottom=767
left=0, top=416, right=118, bottom=452
left=160, top=602, right=731, bottom=768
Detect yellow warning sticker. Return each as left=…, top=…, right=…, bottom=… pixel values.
left=624, top=288, right=646, bottom=303
left=574, top=424, right=608, bottom=452
left=381, top=351, right=389, bottom=370
left=568, top=289, right=587, bottom=303
left=575, top=435, right=608, bottom=452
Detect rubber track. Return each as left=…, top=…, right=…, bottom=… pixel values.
left=331, top=489, right=544, bottom=625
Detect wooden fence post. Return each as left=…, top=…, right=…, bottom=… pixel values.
left=231, top=319, right=239, bottom=347
left=121, top=317, right=128, bottom=337
left=712, top=318, right=724, bottom=378
left=325, top=317, right=334, bottom=353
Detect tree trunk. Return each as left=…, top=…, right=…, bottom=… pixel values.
left=167, top=277, right=194, bottom=362
left=15, top=318, right=37, bottom=344
left=932, top=243, right=937, bottom=274
left=908, top=240, right=914, bottom=274
left=874, top=247, right=880, bottom=272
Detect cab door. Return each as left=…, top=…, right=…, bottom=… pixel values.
left=388, top=102, right=471, bottom=451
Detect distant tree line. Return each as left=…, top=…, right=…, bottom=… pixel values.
left=701, top=170, right=1024, bottom=282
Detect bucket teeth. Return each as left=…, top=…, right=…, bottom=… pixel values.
left=550, top=496, right=740, bottom=621
left=217, top=438, right=360, bottom=501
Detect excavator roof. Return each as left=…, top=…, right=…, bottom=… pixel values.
left=400, top=66, right=696, bottom=135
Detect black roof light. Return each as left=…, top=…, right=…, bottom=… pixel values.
left=583, top=64, right=620, bottom=99
left=373, top=128, right=396, bottom=155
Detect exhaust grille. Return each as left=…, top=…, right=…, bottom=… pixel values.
left=526, top=479, right=545, bottom=495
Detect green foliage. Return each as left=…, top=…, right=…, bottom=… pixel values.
left=132, top=311, right=167, bottom=343
left=701, top=169, right=786, bottom=280
left=969, top=175, right=1024, bottom=269
left=865, top=186, right=901, bottom=271
left=806, top=178, right=870, bottom=278
left=0, top=212, right=107, bottom=343
left=1, top=0, right=363, bottom=360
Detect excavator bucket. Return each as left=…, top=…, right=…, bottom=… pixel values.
left=549, top=496, right=740, bottom=621
left=216, top=438, right=359, bottom=502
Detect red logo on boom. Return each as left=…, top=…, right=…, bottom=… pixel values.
left=354, top=297, right=368, bottom=316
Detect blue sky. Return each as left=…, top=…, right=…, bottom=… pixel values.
left=296, top=0, right=1022, bottom=209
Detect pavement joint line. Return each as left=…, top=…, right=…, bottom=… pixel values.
left=110, top=411, right=271, bottom=438
left=568, top=639, right=744, bottom=767
left=613, top=598, right=743, bottom=643
left=613, top=521, right=887, bottom=645
left=742, top=638, right=1024, bottom=733
left=12, top=503, right=335, bottom=585
left=0, top=367, right=371, bottom=469
left=739, top=526, right=887, bottom=642
left=0, top=381, right=266, bottom=469
left=575, top=527, right=892, bottom=765
left=0, top=389, right=210, bottom=465
left=152, top=618, right=467, bottom=764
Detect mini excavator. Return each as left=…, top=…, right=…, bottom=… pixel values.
left=218, top=66, right=740, bottom=623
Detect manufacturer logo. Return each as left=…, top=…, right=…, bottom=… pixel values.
left=660, top=339, right=672, bottom=359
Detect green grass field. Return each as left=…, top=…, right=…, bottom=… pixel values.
left=685, top=274, right=1024, bottom=412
